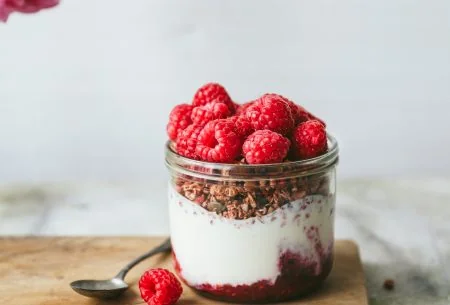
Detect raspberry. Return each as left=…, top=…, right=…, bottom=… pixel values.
left=196, top=119, right=241, bottom=163
left=227, top=116, right=254, bottom=138
left=176, top=124, right=203, bottom=159
left=139, top=268, right=182, bottom=305
left=292, top=120, right=327, bottom=159
left=235, top=101, right=254, bottom=116
left=166, top=104, right=193, bottom=141
left=191, top=101, right=231, bottom=126
left=263, top=93, right=297, bottom=120
left=192, top=83, right=234, bottom=111
left=264, top=93, right=326, bottom=126
left=243, top=94, right=294, bottom=135
left=242, top=130, right=290, bottom=164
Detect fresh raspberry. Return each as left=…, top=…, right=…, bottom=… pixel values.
left=264, top=93, right=326, bottom=126
left=292, top=120, right=327, bottom=159
left=262, top=93, right=297, bottom=120
left=192, top=83, right=234, bottom=111
left=176, top=124, right=203, bottom=159
left=139, top=268, right=182, bottom=305
left=243, top=94, right=294, bottom=135
left=191, top=101, right=232, bottom=126
left=227, top=116, right=254, bottom=138
left=196, top=119, right=241, bottom=163
left=242, top=130, right=290, bottom=164
left=166, top=104, right=193, bottom=141
left=235, top=101, right=254, bottom=115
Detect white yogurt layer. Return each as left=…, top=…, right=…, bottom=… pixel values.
left=168, top=185, right=335, bottom=286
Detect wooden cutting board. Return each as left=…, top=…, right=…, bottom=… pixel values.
left=0, top=237, right=367, bottom=305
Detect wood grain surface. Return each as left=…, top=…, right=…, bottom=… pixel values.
left=0, top=237, right=367, bottom=305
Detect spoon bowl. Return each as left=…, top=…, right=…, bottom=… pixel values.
left=70, top=238, right=171, bottom=299
left=70, top=278, right=128, bottom=299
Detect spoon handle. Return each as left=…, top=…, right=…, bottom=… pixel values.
left=114, top=238, right=171, bottom=280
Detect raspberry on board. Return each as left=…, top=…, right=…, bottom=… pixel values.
left=192, top=82, right=234, bottom=111
left=292, top=120, right=327, bottom=159
left=242, top=130, right=291, bottom=164
left=176, top=124, right=203, bottom=159
left=139, top=268, right=183, bottom=305
left=196, top=119, right=241, bottom=163
left=243, top=94, right=295, bottom=135
left=191, top=101, right=232, bottom=126
left=166, top=104, right=193, bottom=141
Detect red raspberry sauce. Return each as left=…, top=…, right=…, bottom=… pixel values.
left=172, top=249, right=333, bottom=303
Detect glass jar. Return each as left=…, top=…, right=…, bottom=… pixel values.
left=165, top=135, right=339, bottom=303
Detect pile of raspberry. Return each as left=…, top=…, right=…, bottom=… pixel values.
left=167, top=83, right=328, bottom=164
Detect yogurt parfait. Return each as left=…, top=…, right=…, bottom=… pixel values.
left=165, top=83, right=338, bottom=303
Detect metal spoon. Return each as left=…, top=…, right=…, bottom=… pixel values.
left=70, top=238, right=171, bottom=299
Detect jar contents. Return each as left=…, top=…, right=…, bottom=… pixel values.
left=165, top=83, right=338, bottom=303
left=169, top=176, right=334, bottom=303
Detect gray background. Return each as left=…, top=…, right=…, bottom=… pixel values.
left=1, top=0, right=449, bottom=183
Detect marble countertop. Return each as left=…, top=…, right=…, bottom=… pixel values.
left=1, top=178, right=449, bottom=305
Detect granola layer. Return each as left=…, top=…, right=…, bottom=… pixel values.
left=173, top=174, right=330, bottom=219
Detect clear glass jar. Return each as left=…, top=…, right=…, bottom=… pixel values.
left=165, top=135, right=338, bottom=303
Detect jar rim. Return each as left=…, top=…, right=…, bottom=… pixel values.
left=165, top=133, right=339, bottom=181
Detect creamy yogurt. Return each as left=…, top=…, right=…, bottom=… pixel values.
left=168, top=185, right=335, bottom=286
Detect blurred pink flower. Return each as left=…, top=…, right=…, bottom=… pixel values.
left=0, top=0, right=59, bottom=22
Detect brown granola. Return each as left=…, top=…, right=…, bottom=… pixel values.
left=174, top=174, right=330, bottom=220
left=383, top=279, right=395, bottom=291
